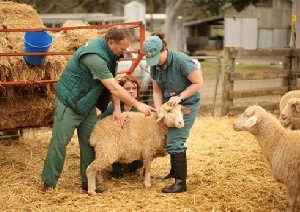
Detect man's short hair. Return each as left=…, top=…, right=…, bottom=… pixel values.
left=105, top=25, right=132, bottom=42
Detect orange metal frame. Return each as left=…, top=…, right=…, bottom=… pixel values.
left=0, top=21, right=146, bottom=86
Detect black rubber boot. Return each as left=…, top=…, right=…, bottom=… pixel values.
left=162, top=152, right=187, bottom=193
left=156, top=156, right=175, bottom=180
left=159, top=168, right=175, bottom=180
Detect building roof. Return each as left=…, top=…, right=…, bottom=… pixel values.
left=39, top=13, right=124, bottom=23
left=184, top=15, right=223, bottom=26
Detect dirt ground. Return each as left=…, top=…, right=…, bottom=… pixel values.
left=0, top=115, right=297, bottom=212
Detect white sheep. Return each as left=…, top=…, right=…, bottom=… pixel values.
left=86, top=103, right=191, bottom=195
left=233, top=105, right=300, bottom=212
left=280, top=98, right=300, bottom=124
left=279, top=90, right=300, bottom=130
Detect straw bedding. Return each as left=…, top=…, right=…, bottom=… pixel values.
left=0, top=115, right=297, bottom=211
left=0, top=2, right=100, bottom=130
left=0, top=4, right=297, bottom=210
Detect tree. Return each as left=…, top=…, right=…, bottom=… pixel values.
left=163, top=0, right=272, bottom=51
left=164, top=0, right=184, bottom=51
left=193, top=0, right=270, bottom=15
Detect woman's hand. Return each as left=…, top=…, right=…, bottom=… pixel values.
left=167, top=95, right=182, bottom=106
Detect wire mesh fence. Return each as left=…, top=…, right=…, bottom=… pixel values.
left=130, top=55, right=289, bottom=117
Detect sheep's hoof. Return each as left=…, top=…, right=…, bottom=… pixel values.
left=88, top=187, right=106, bottom=195
left=144, top=183, right=151, bottom=188
left=88, top=191, right=97, bottom=196
left=95, top=187, right=106, bottom=193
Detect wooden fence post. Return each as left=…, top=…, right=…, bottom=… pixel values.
left=283, top=47, right=293, bottom=90
left=291, top=48, right=300, bottom=89
left=221, top=47, right=234, bottom=116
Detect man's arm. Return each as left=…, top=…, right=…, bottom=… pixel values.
left=101, top=78, right=155, bottom=116
left=80, top=54, right=155, bottom=116
left=111, top=94, right=126, bottom=128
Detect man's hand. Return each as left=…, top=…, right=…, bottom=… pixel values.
left=136, top=102, right=156, bottom=116
left=112, top=110, right=127, bottom=129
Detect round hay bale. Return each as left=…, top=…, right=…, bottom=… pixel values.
left=59, top=20, right=99, bottom=51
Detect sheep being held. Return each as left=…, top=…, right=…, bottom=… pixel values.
left=86, top=103, right=191, bottom=195
left=233, top=105, right=300, bottom=212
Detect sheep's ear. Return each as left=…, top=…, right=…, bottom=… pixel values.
left=244, top=115, right=258, bottom=128
left=181, top=106, right=191, bottom=115
left=157, top=113, right=164, bottom=122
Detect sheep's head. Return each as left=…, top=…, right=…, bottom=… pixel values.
left=156, top=103, right=191, bottom=128
left=233, top=105, right=265, bottom=133
left=280, top=98, right=300, bottom=122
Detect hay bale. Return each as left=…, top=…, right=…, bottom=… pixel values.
left=0, top=2, right=74, bottom=130
left=0, top=2, right=115, bottom=130
left=0, top=1, right=45, bottom=53
left=0, top=96, right=54, bottom=130
left=59, top=20, right=99, bottom=51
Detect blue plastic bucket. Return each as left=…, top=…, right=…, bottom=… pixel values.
left=23, top=31, right=53, bottom=66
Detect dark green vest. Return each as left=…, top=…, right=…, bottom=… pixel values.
left=55, top=37, right=118, bottom=115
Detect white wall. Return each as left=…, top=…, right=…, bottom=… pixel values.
left=258, top=28, right=289, bottom=48
left=224, top=17, right=258, bottom=49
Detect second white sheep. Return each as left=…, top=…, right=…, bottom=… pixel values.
left=233, top=105, right=300, bottom=212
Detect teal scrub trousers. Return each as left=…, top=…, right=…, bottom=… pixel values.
left=41, top=97, right=97, bottom=187
left=165, top=98, right=200, bottom=154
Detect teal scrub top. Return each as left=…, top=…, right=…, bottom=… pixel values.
left=150, top=50, right=200, bottom=104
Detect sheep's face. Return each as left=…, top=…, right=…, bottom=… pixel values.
left=233, top=105, right=262, bottom=133
left=157, top=104, right=191, bottom=128
left=280, top=98, right=300, bottom=122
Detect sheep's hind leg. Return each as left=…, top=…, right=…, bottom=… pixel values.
left=286, top=187, right=298, bottom=212
left=96, top=170, right=104, bottom=182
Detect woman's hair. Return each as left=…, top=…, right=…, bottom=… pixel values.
left=118, top=75, right=140, bottom=101
left=151, top=32, right=167, bottom=51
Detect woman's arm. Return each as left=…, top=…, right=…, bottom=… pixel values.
left=168, top=69, right=203, bottom=106
left=180, top=69, right=203, bottom=100
left=97, top=103, right=114, bottom=121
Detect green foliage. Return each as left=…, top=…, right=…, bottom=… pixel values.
left=231, top=0, right=269, bottom=12
left=6, top=0, right=112, bottom=13
left=4, top=0, right=271, bottom=20
left=193, top=0, right=270, bottom=15
left=193, top=0, right=224, bottom=15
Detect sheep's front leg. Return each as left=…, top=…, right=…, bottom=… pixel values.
left=286, top=187, right=298, bottom=212
left=86, top=162, right=98, bottom=195
left=143, top=159, right=152, bottom=187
